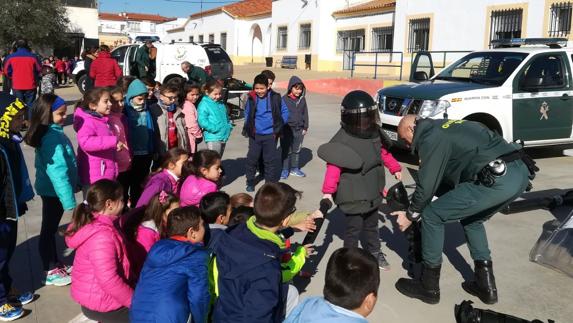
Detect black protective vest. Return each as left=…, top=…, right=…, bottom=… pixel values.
left=318, top=129, right=385, bottom=214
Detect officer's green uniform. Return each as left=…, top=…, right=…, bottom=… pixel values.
left=186, top=65, right=208, bottom=88
left=135, top=45, right=150, bottom=78
left=409, top=119, right=530, bottom=266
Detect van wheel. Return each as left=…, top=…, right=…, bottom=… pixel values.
left=77, top=74, right=87, bottom=94
left=465, top=114, right=502, bottom=137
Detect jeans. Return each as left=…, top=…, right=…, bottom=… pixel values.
left=281, top=127, right=304, bottom=170
left=12, top=89, right=36, bottom=119
left=39, top=196, right=64, bottom=271
left=0, top=219, right=17, bottom=305
left=128, top=154, right=153, bottom=207
left=245, top=134, right=280, bottom=186
left=206, top=141, right=226, bottom=157
left=343, top=208, right=381, bottom=256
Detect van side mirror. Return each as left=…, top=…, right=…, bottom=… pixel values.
left=413, top=71, right=429, bottom=82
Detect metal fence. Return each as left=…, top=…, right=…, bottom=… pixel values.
left=549, top=2, right=573, bottom=37
left=410, top=50, right=474, bottom=72
left=347, top=51, right=404, bottom=80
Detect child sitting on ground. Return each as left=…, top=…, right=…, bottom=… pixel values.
left=130, top=206, right=210, bottom=323
left=211, top=183, right=313, bottom=322
left=179, top=149, right=221, bottom=207
left=199, top=191, right=231, bottom=247
left=285, top=247, right=380, bottom=323
left=136, top=148, right=189, bottom=207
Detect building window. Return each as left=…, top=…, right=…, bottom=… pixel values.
left=299, top=24, right=311, bottom=49
left=489, top=9, right=523, bottom=46
left=150, top=23, right=156, bottom=33
left=189, top=36, right=194, bottom=43
left=277, top=26, right=288, bottom=49
left=336, top=29, right=365, bottom=51
left=199, top=35, right=204, bottom=43
left=220, top=33, right=227, bottom=50
left=128, top=21, right=140, bottom=32
left=209, top=34, right=215, bottom=44
left=549, top=2, right=572, bottom=37
left=371, top=27, right=393, bottom=51
left=407, top=18, right=430, bottom=52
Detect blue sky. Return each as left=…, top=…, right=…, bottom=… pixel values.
left=99, top=0, right=240, bottom=18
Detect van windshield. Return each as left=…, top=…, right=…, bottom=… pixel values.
left=435, top=52, right=528, bottom=86
left=203, top=46, right=231, bottom=63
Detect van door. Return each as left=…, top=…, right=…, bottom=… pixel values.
left=512, top=52, right=573, bottom=141
left=110, top=45, right=129, bottom=71
left=125, top=45, right=141, bottom=77
left=410, top=52, right=435, bottom=83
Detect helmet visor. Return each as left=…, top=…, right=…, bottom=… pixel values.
left=341, top=105, right=381, bottom=138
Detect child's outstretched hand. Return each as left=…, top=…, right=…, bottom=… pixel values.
left=291, top=215, right=317, bottom=232
left=303, top=244, right=314, bottom=258
left=394, top=171, right=402, bottom=181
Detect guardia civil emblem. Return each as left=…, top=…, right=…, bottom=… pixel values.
left=539, top=101, right=549, bottom=120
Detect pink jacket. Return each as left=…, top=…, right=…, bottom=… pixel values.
left=74, top=108, right=119, bottom=185
left=322, top=147, right=401, bottom=194
left=65, top=214, right=134, bottom=312
left=180, top=175, right=217, bottom=207
left=136, top=220, right=161, bottom=253
left=108, top=112, right=131, bottom=173
left=182, top=100, right=202, bottom=154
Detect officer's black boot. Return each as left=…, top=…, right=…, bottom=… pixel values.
left=462, top=260, right=498, bottom=304
left=395, top=263, right=441, bottom=304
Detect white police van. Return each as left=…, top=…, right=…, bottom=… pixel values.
left=378, top=38, right=573, bottom=147
left=72, top=42, right=233, bottom=93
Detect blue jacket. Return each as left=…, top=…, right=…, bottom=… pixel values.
left=34, top=124, right=78, bottom=210
left=197, top=96, right=233, bottom=142
left=212, top=222, right=286, bottom=323
left=285, top=297, right=368, bottom=323
left=244, top=91, right=289, bottom=136
left=130, top=238, right=210, bottom=323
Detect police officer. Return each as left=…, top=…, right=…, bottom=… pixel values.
left=318, top=90, right=394, bottom=269
left=391, top=115, right=536, bottom=305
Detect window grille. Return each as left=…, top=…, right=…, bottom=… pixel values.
left=336, top=29, right=365, bottom=51
left=220, top=33, right=227, bottom=50
left=549, top=2, right=572, bottom=37
left=489, top=9, right=523, bottom=46
left=189, top=36, right=194, bottom=43
left=199, top=35, right=204, bottom=43
left=299, top=24, right=311, bottom=49
left=209, top=34, right=215, bottom=44
left=407, top=18, right=430, bottom=52
left=277, top=26, right=288, bottom=49
left=371, top=27, right=393, bottom=51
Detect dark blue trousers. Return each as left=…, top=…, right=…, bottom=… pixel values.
left=0, top=219, right=17, bottom=305
left=246, top=134, right=280, bottom=186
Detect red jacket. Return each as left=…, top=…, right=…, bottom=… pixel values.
left=89, top=51, right=123, bottom=88
left=2, top=48, right=41, bottom=90
left=54, top=59, right=66, bottom=73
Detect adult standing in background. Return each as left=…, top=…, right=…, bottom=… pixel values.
left=2, top=39, right=41, bottom=111
left=89, top=45, right=122, bottom=88
left=81, top=47, right=98, bottom=91
left=135, top=41, right=153, bottom=79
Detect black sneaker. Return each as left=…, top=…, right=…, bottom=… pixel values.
left=377, top=253, right=391, bottom=271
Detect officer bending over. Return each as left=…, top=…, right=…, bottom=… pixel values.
left=391, top=115, right=536, bottom=305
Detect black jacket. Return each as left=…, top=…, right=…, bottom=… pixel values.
left=282, top=76, right=309, bottom=131
left=242, top=90, right=284, bottom=138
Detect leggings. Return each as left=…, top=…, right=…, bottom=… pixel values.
left=81, top=306, right=130, bottom=323
left=39, top=196, right=64, bottom=271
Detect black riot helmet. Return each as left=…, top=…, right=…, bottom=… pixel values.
left=340, top=90, right=381, bottom=139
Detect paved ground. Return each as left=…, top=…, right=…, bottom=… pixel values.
left=11, top=66, right=573, bottom=323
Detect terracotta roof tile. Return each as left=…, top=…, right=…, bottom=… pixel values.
left=332, top=0, right=395, bottom=17
left=190, top=0, right=271, bottom=19
left=99, top=12, right=176, bottom=23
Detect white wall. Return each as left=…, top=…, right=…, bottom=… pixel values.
left=66, top=7, right=99, bottom=39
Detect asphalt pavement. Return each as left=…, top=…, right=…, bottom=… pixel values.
left=11, top=77, right=573, bottom=323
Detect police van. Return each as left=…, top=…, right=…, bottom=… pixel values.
left=378, top=38, right=573, bottom=147
left=72, top=42, right=233, bottom=93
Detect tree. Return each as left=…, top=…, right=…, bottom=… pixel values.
left=0, top=0, right=70, bottom=50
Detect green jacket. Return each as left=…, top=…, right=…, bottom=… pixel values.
left=410, top=119, right=517, bottom=213
left=34, top=124, right=78, bottom=210
left=197, top=96, right=233, bottom=142
left=135, top=45, right=150, bottom=78
left=186, top=65, right=207, bottom=87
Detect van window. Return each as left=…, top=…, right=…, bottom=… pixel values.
left=111, top=46, right=128, bottom=63
left=203, top=46, right=231, bottom=63
left=519, top=54, right=566, bottom=90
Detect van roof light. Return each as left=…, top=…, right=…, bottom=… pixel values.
left=491, top=38, right=567, bottom=49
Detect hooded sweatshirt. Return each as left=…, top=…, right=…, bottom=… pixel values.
left=284, top=297, right=367, bottom=323
left=130, top=238, right=210, bottom=323
left=282, top=76, right=309, bottom=131
left=124, top=79, right=155, bottom=155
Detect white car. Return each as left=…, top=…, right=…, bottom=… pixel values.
left=378, top=38, right=573, bottom=148
left=72, top=42, right=233, bottom=93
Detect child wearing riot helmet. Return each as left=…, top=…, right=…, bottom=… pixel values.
left=319, top=90, right=401, bottom=270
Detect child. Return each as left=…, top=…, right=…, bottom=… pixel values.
left=108, top=86, right=132, bottom=204
left=149, top=83, right=189, bottom=155
left=24, top=94, right=78, bottom=287
left=285, top=248, right=380, bottom=323
left=179, top=149, right=221, bottom=207
left=243, top=74, right=289, bottom=192
left=182, top=84, right=202, bottom=154
left=228, top=206, right=252, bottom=226
left=319, top=90, right=401, bottom=271
left=141, top=77, right=158, bottom=105
left=116, top=75, right=135, bottom=94
left=0, top=93, right=35, bottom=321
left=199, top=191, right=230, bottom=247
left=74, top=87, right=124, bottom=189
left=230, top=192, right=253, bottom=209
left=197, top=80, right=233, bottom=157
left=124, top=79, right=156, bottom=206
left=280, top=76, right=309, bottom=179
left=40, top=65, right=56, bottom=95
left=136, top=148, right=189, bottom=207
left=130, top=206, right=210, bottom=323
left=212, top=183, right=311, bottom=322
left=65, top=179, right=133, bottom=323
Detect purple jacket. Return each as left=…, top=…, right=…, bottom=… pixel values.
left=180, top=175, right=217, bottom=207
left=136, top=170, right=178, bottom=207
left=74, top=108, right=118, bottom=185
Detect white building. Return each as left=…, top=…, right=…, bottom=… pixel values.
left=59, top=0, right=100, bottom=57
left=98, top=12, right=181, bottom=47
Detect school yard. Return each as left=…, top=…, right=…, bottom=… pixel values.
left=12, top=65, right=573, bottom=323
